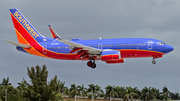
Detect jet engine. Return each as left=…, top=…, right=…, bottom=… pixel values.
left=101, top=50, right=121, bottom=61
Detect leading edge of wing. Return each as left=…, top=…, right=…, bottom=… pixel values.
left=58, top=39, right=102, bottom=54
left=48, top=25, right=102, bottom=54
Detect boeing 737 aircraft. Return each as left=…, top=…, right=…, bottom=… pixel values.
left=5, top=9, right=174, bottom=68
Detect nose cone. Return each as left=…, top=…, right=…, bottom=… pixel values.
left=166, top=45, right=174, bottom=53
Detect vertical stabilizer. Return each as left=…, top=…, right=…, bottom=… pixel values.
left=9, top=9, right=44, bottom=44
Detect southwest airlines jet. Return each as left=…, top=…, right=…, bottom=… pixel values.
left=5, top=9, right=174, bottom=68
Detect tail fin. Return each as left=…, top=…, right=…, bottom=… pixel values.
left=9, top=9, right=44, bottom=44
left=48, top=25, right=61, bottom=39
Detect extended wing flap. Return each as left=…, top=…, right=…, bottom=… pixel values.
left=4, top=39, right=31, bottom=48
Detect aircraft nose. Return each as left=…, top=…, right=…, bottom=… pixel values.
left=166, top=45, right=174, bottom=53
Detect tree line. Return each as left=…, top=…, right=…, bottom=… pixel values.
left=0, top=65, right=179, bottom=101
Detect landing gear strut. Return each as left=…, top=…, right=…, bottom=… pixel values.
left=87, top=59, right=96, bottom=68
left=152, top=59, right=156, bottom=64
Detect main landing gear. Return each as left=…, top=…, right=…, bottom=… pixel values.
left=87, top=59, right=96, bottom=69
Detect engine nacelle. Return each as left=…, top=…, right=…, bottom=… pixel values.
left=101, top=50, right=121, bottom=61
left=105, top=59, right=125, bottom=64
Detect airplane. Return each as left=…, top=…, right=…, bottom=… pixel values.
left=5, top=9, right=174, bottom=69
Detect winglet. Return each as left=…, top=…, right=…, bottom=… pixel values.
left=48, top=25, right=61, bottom=39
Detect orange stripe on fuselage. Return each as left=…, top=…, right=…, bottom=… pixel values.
left=15, top=28, right=46, bottom=57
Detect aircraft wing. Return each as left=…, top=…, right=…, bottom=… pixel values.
left=58, top=39, right=102, bottom=54
left=48, top=25, right=102, bottom=55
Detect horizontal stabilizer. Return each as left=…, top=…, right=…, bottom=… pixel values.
left=4, top=39, right=31, bottom=48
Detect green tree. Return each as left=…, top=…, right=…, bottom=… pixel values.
left=0, top=77, right=11, bottom=86
left=87, top=84, right=98, bottom=99
left=169, top=92, right=180, bottom=100
left=140, top=86, right=157, bottom=101
left=70, top=84, right=78, bottom=97
left=105, top=85, right=118, bottom=101
left=70, top=83, right=78, bottom=101
left=23, top=65, right=63, bottom=101
left=96, top=85, right=104, bottom=97
left=123, top=86, right=138, bottom=101
left=0, top=77, right=20, bottom=101
left=59, top=81, right=67, bottom=95
left=113, top=86, right=126, bottom=98
left=160, top=86, right=170, bottom=100
left=77, top=84, right=87, bottom=97
left=17, top=80, right=30, bottom=100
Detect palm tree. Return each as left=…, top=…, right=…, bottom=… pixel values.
left=23, top=65, right=61, bottom=101
left=17, top=80, right=29, bottom=100
left=113, top=86, right=126, bottom=98
left=77, top=84, right=87, bottom=97
left=87, top=84, right=98, bottom=101
left=1, top=77, right=11, bottom=86
left=70, top=84, right=78, bottom=101
left=17, top=80, right=27, bottom=89
left=105, top=85, right=118, bottom=101
left=64, top=87, right=70, bottom=96
left=141, top=86, right=157, bottom=101
left=96, top=85, right=104, bottom=97
left=59, top=81, right=67, bottom=95
left=160, top=86, right=170, bottom=100
left=123, top=86, right=138, bottom=101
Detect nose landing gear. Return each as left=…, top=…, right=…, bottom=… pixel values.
left=152, top=59, right=156, bottom=64
left=87, top=59, right=96, bottom=68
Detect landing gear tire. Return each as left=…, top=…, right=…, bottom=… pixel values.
left=91, top=63, right=96, bottom=69
left=87, top=60, right=96, bottom=69
left=152, top=60, right=156, bottom=64
left=87, top=61, right=93, bottom=67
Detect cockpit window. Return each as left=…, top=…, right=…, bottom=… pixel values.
left=157, top=42, right=166, bottom=45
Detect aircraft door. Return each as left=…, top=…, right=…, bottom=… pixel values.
left=147, top=40, right=152, bottom=50
left=42, top=45, right=47, bottom=54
